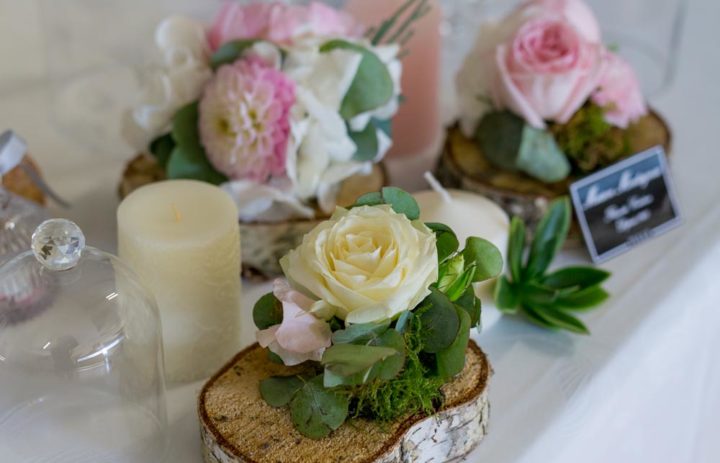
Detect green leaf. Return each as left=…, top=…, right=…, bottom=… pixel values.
left=320, top=40, right=394, bottom=119
left=521, top=304, right=561, bottom=330
left=556, top=285, right=610, bottom=310
left=395, top=310, right=413, bottom=333
left=455, top=286, right=482, bottom=328
left=494, top=276, right=519, bottom=314
left=353, top=191, right=384, bottom=208
left=210, top=39, right=259, bottom=69
left=418, top=288, right=461, bottom=354
left=443, top=264, right=476, bottom=302
left=332, top=320, right=391, bottom=345
left=166, top=102, right=227, bottom=185
left=290, top=376, right=349, bottom=439
left=368, top=329, right=406, bottom=381
left=253, top=293, right=283, bottom=330
left=436, top=305, right=471, bottom=380
left=508, top=217, right=526, bottom=283
left=322, top=344, right=398, bottom=377
left=149, top=133, right=175, bottom=169
left=476, top=110, right=570, bottom=183
left=382, top=187, right=420, bottom=220
left=348, top=122, right=379, bottom=162
left=172, top=102, right=201, bottom=147
left=426, top=222, right=459, bottom=263
left=522, top=282, right=560, bottom=306
left=541, top=267, right=611, bottom=290
left=516, top=124, right=571, bottom=183
left=463, top=237, right=503, bottom=282
left=524, top=304, right=590, bottom=334
left=525, top=198, right=571, bottom=279
left=476, top=111, right=524, bottom=171
left=260, top=376, right=304, bottom=407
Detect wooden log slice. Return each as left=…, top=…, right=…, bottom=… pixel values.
left=436, top=110, right=672, bottom=245
left=119, top=160, right=386, bottom=279
left=198, top=341, right=491, bottom=463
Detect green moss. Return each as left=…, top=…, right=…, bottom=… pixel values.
left=551, top=103, right=631, bottom=173
left=346, top=314, right=445, bottom=423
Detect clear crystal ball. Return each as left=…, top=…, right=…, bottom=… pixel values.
left=31, top=219, right=86, bottom=271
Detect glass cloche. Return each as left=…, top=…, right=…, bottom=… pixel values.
left=0, top=219, right=168, bottom=462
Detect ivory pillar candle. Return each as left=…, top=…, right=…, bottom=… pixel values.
left=345, top=0, right=442, bottom=158
left=414, top=188, right=510, bottom=308
left=117, top=180, right=241, bottom=383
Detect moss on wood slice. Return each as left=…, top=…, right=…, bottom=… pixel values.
left=436, top=110, right=672, bottom=244
left=198, top=341, right=491, bottom=463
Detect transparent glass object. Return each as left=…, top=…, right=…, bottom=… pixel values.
left=0, top=189, right=49, bottom=265
left=457, top=0, right=687, bottom=97
left=0, top=220, right=168, bottom=463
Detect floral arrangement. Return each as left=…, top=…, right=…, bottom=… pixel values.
left=124, top=1, right=426, bottom=223
left=252, top=187, right=503, bottom=438
left=456, top=0, right=648, bottom=183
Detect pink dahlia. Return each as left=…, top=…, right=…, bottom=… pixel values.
left=199, top=57, right=295, bottom=181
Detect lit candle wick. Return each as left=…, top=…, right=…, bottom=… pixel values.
left=172, top=203, right=182, bottom=222
left=424, top=171, right=452, bottom=203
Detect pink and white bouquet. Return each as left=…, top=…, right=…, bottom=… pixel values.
left=456, top=0, right=649, bottom=182
left=124, top=1, right=403, bottom=222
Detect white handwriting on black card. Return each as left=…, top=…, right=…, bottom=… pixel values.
left=583, top=167, right=663, bottom=209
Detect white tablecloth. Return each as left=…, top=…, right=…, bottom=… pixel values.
left=1, top=0, right=719, bottom=462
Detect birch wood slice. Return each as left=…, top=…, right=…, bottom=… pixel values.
left=119, top=160, right=386, bottom=279
left=198, top=341, right=491, bottom=463
left=436, top=110, right=672, bottom=244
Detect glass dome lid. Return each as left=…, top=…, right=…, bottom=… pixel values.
left=0, top=219, right=168, bottom=463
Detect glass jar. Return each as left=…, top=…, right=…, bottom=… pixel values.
left=0, top=219, right=168, bottom=462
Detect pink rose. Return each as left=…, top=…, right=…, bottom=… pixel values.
left=493, top=16, right=605, bottom=128
left=256, top=280, right=332, bottom=366
left=208, top=1, right=363, bottom=50
left=591, top=52, right=647, bottom=128
left=521, top=0, right=601, bottom=43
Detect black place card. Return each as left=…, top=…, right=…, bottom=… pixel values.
left=569, top=146, right=682, bottom=263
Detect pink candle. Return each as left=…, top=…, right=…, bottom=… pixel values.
left=345, top=0, right=442, bottom=158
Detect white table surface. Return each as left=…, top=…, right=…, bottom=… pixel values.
left=1, top=0, right=719, bottom=462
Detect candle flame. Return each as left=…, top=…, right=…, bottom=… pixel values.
left=424, top=172, right=452, bottom=203
left=172, top=204, right=182, bottom=222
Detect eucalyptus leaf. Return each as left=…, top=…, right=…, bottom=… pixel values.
left=210, top=39, right=259, bottom=69
left=455, top=286, right=482, bottom=329
left=332, top=320, right=391, bottom=345
left=426, top=222, right=459, bottom=263
left=436, top=306, right=471, bottom=380
left=516, top=125, right=571, bottom=183
left=395, top=310, right=413, bottom=333
left=418, top=288, right=461, bottom=354
left=149, top=133, right=175, bottom=169
left=322, top=344, right=398, bottom=377
left=382, top=187, right=420, bottom=220
left=348, top=122, right=379, bottom=162
left=476, top=111, right=524, bottom=171
left=260, top=376, right=304, bottom=407
left=253, top=293, right=283, bottom=330
left=172, top=102, right=201, bottom=147
left=463, top=237, right=503, bottom=282
left=320, top=40, right=394, bottom=119
left=353, top=191, right=384, bottom=208
left=290, top=376, right=349, bottom=439
left=368, top=329, right=406, bottom=381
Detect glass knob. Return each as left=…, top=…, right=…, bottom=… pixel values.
left=31, top=219, right=86, bottom=271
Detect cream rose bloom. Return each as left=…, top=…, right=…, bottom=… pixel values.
left=281, top=205, right=438, bottom=324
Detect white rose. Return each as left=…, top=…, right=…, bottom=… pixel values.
left=281, top=205, right=438, bottom=324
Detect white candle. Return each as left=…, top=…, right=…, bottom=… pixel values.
left=117, top=180, right=241, bottom=383
left=414, top=186, right=510, bottom=322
